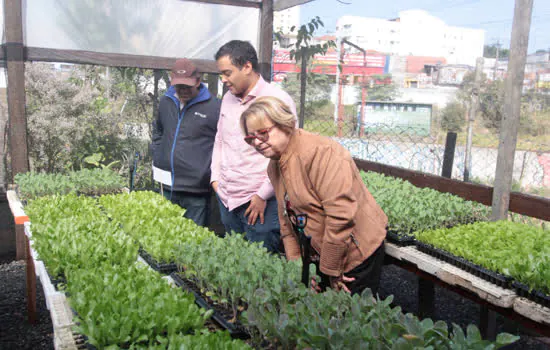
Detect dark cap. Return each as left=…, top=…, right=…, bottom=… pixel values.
left=170, top=58, right=200, bottom=86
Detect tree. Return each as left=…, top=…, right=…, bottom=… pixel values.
left=282, top=72, right=333, bottom=119
left=277, top=16, right=336, bottom=127
left=25, top=63, right=151, bottom=176
left=356, top=74, right=400, bottom=101
left=439, top=100, right=466, bottom=132
left=483, top=44, right=509, bottom=59
left=25, top=63, right=97, bottom=172
left=457, top=71, right=549, bottom=137
left=457, top=71, right=503, bottom=131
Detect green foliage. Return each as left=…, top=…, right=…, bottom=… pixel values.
left=67, top=263, right=209, bottom=348
left=417, top=221, right=550, bottom=294
left=25, top=62, right=154, bottom=188
left=283, top=16, right=335, bottom=63
left=15, top=168, right=126, bottom=200
left=357, top=74, right=401, bottom=102
left=25, top=194, right=138, bottom=279
left=130, top=331, right=250, bottom=350
left=361, top=171, right=490, bottom=236
left=172, top=230, right=517, bottom=349
left=174, top=233, right=302, bottom=324
left=439, top=100, right=466, bottom=132
left=282, top=73, right=333, bottom=119
left=99, top=191, right=214, bottom=264
left=483, top=44, right=509, bottom=59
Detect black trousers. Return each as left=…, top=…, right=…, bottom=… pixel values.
left=317, top=241, right=385, bottom=296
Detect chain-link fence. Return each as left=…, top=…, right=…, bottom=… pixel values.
left=303, top=116, right=550, bottom=199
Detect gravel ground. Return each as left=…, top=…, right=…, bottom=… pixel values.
left=0, top=261, right=54, bottom=350
left=0, top=260, right=548, bottom=349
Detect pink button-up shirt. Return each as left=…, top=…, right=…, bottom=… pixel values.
left=211, top=76, right=296, bottom=211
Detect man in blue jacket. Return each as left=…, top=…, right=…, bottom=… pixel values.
left=152, top=58, right=220, bottom=226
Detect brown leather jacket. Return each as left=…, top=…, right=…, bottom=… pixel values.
left=267, top=129, right=388, bottom=277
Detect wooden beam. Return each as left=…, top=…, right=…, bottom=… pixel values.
left=26, top=47, right=219, bottom=72
left=273, top=0, right=315, bottom=11
left=492, top=0, right=534, bottom=220
left=259, top=0, right=274, bottom=81
left=354, top=159, right=550, bottom=222
left=4, top=0, right=30, bottom=178
left=182, top=0, right=261, bottom=8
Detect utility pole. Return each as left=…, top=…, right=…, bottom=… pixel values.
left=341, top=39, right=368, bottom=137
left=493, top=40, right=501, bottom=80
left=491, top=0, right=534, bottom=221
left=464, top=57, right=484, bottom=182
left=334, top=36, right=341, bottom=124
left=337, top=40, right=345, bottom=137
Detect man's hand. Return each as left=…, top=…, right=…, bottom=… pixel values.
left=211, top=181, right=219, bottom=193
left=329, top=274, right=355, bottom=293
left=244, top=194, right=267, bottom=225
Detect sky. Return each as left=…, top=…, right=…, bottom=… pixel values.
left=298, top=0, right=550, bottom=53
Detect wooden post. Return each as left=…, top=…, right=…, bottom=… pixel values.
left=207, top=73, right=219, bottom=98
left=258, top=0, right=274, bottom=82
left=464, top=57, right=483, bottom=182
left=298, top=50, right=307, bottom=129
left=4, top=0, right=30, bottom=179
left=491, top=0, right=534, bottom=220
left=442, top=132, right=457, bottom=178
left=480, top=304, right=497, bottom=340
left=418, top=278, right=435, bottom=319
left=152, top=70, right=161, bottom=122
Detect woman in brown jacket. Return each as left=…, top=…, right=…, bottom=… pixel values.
left=240, top=96, right=388, bottom=295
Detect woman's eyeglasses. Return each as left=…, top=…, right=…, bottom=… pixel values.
left=244, top=125, right=276, bottom=145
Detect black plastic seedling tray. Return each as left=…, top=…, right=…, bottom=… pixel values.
left=138, top=248, right=178, bottom=274
left=415, top=241, right=513, bottom=288
left=512, top=281, right=550, bottom=309
left=170, top=273, right=250, bottom=339
left=386, top=230, right=416, bottom=246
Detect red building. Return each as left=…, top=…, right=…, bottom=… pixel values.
left=272, top=49, right=389, bottom=82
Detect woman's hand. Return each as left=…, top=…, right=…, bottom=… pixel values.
left=329, top=274, right=355, bottom=293
left=245, top=194, right=266, bottom=225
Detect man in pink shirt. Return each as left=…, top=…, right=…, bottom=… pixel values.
left=211, top=40, right=296, bottom=253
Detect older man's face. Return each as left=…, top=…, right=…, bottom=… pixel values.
left=175, top=78, right=201, bottom=103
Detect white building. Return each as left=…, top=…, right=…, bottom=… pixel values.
left=274, top=6, right=300, bottom=34
left=336, top=10, right=484, bottom=66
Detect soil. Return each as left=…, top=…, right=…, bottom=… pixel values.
left=1, top=260, right=549, bottom=349
left=0, top=261, right=54, bottom=350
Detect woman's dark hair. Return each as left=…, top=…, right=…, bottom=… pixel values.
left=215, top=40, right=259, bottom=72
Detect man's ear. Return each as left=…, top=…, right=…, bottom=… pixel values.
left=243, top=61, right=254, bottom=75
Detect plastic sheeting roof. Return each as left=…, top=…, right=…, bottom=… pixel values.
left=22, top=0, right=263, bottom=60
left=2, top=1, right=315, bottom=56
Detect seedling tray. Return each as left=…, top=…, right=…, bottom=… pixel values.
left=170, top=273, right=250, bottom=339
left=386, top=230, right=416, bottom=246
left=415, top=241, right=513, bottom=288
left=512, top=281, right=550, bottom=309
left=138, top=248, right=177, bottom=274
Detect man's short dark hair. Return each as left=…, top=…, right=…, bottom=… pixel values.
left=215, top=40, right=259, bottom=72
